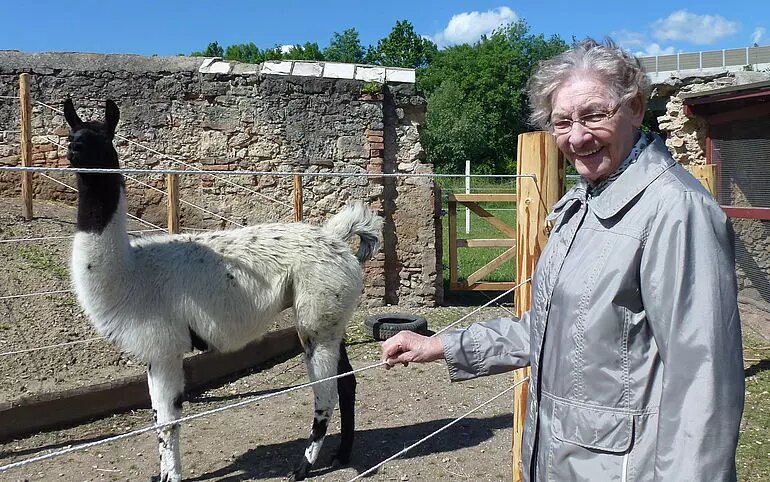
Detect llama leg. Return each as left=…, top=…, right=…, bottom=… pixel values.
left=147, top=355, right=184, bottom=482
left=292, top=340, right=340, bottom=481
left=334, top=341, right=356, bottom=466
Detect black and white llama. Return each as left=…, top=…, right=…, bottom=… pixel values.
left=64, top=98, right=382, bottom=481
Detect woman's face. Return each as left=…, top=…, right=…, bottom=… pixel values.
left=550, top=75, right=645, bottom=183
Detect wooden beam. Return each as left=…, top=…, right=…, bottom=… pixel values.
left=453, top=281, right=517, bottom=291
left=19, top=73, right=33, bottom=220
left=464, top=202, right=517, bottom=238
left=166, top=173, right=180, bottom=234
left=450, top=193, right=516, bottom=203
left=512, top=131, right=563, bottom=482
left=293, top=174, right=303, bottom=222
left=466, top=246, right=516, bottom=285
left=685, top=164, right=717, bottom=198
left=457, top=238, right=515, bottom=248
left=448, top=199, right=458, bottom=288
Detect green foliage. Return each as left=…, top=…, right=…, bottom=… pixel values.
left=361, top=81, right=382, bottom=95
left=224, top=42, right=264, bottom=63
left=365, top=20, right=438, bottom=69
left=419, top=22, right=568, bottom=174
left=283, top=42, right=325, bottom=61
left=18, top=246, right=68, bottom=279
left=323, top=29, right=365, bottom=63
left=191, top=41, right=224, bottom=58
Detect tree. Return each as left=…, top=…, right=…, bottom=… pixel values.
left=419, top=22, right=568, bottom=173
left=366, top=20, right=437, bottom=68
left=224, top=43, right=263, bottom=63
left=283, top=42, right=325, bottom=61
left=323, top=28, right=365, bottom=63
left=191, top=41, right=224, bottom=58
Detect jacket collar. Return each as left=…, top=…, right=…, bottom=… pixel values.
left=586, top=133, right=675, bottom=219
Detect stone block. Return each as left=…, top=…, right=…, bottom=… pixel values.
left=292, top=62, right=323, bottom=77
left=355, top=66, right=386, bottom=83
left=323, top=62, right=355, bottom=79
left=261, top=61, right=293, bottom=75
left=385, top=68, right=416, bottom=83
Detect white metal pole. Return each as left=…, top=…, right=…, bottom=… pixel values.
left=465, top=160, right=471, bottom=234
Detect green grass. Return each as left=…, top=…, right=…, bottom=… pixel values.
left=18, top=245, right=69, bottom=279
left=437, top=177, right=517, bottom=284
left=737, top=335, right=770, bottom=482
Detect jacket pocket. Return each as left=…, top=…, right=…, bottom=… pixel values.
left=546, top=400, right=635, bottom=481
left=551, top=399, right=634, bottom=452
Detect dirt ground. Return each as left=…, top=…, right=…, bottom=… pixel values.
left=1, top=197, right=769, bottom=481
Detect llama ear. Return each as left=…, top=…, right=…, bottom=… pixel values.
left=105, top=100, right=120, bottom=135
left=63, top=98, right=83, bottom=130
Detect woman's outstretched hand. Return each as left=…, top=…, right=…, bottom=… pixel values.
left=381, top=331, right=445, bottom=369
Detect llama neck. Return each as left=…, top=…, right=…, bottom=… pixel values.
left=75, top=173, right=125, bottom=234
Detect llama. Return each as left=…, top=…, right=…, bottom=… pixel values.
left=63, top=98, right=383, bottom=481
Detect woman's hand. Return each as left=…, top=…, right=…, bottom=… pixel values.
left=381, top=331, right=445, bottom=369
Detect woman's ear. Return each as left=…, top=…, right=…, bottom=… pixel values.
left=628, top=94, right=646, bottom=128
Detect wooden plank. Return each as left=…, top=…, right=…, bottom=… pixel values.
left=457, top=238, right=515, bottom=248
left=464, top=202, right=517, bottom=238
left=455, top=281, right=516, bottom=291
left=0, top=328, right=301, bottom=442
left=450, top=193, right=516, bottom=203
left=466, top=246, right=516, bottom=285
left=685, top=164, right=717, bottom=198
left=19, top=73, right=33, bottom=220
left=293, top=174, right=303, bottom=222
left=448, top=199, right=458, bottom=287
left=512, top=131, right=564, bottom=481
left=166, top=173, right=180, bottom=234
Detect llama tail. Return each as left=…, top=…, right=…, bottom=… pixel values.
left=323, top=203, right=383, bottom=263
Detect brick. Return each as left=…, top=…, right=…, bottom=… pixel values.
left=370, top=149, right=383, bottom=158
left=365, top=129, right=384, bottom=137
left=367, top=135, right=384, bottom=143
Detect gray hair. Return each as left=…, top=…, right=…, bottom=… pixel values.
left=527, top=38, right=651, bottom=129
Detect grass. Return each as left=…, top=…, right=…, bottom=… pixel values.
left=436, top=177, right=517, bottom=285
left=737, top=335, right=770, bottom=481
left=17, top=245, right=69, bottom=280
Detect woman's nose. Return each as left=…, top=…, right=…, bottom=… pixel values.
left=567, top=122, right=592, bottom=147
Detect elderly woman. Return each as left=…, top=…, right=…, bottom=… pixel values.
left=382, top=39, right=744, bottom=481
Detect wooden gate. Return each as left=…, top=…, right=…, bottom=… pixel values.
left=447, top=193, right=516, bottom=290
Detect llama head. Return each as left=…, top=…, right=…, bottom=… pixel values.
left=63, top=98, right=120, bottom=170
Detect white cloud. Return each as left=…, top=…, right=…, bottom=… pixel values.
left=431, top=7, right=518, bottom=48
left=633, top=43, right=676, bottom=57
left=651, top=10, right=738, bottom=45
left=612, top=30, right=647, bottom=49
left=752, top=27, right=766, bottom=45
left=280, top=44, right=294, bottom=54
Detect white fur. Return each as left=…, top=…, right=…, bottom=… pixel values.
left=71, top=187, right=381, bottom=481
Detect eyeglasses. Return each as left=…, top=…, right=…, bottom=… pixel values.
left=548, top=104, right=621, bottom=135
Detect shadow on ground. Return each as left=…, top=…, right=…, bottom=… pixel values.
left=187, top=414, right=511, bottom=481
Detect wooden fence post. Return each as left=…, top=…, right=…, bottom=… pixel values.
left=19, top=73, right=33, bottom=220
left=685, top=164, right=717, bottom=198
left=293, top=174, right=303, bottom=222
left=166, top=173, right=180, bottom=234
left=512, top=131, right=564, bottom=481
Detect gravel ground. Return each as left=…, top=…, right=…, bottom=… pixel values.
left=1, top=196, right=769, bottom=481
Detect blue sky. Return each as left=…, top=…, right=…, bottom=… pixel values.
left=2, top=1, right=767, bottom=58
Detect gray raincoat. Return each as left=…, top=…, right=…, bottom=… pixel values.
left=441, top=135, right=744, bottom=481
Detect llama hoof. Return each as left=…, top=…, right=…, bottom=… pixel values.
left=289, top=459, right=311, bottom=481
left=332, top=453, right=351, bottom=467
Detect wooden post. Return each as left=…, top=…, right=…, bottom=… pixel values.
left=19, top=73, right=33, bottom=220
left=512, top=131, right=564, bottom=481
left=166, top=173, right=180, bottom=234
left=685, top=164, right=717, bottom=198
left=292, top=174, right=303, bottom=222
left=448, top=197, right=458, bottom=288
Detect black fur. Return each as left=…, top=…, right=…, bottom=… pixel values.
left=189, top=327, right=209, bottom=352
left=335, top=342, right=356, bottom=465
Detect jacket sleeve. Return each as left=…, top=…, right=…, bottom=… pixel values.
left=439, top=313, right=531, bottom=381
left=640, top=190, right=744, bottom=482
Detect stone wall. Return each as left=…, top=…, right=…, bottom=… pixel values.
left=652, top=70, right=770, bottom=305
left=0, top=51, right=443, bottom=306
